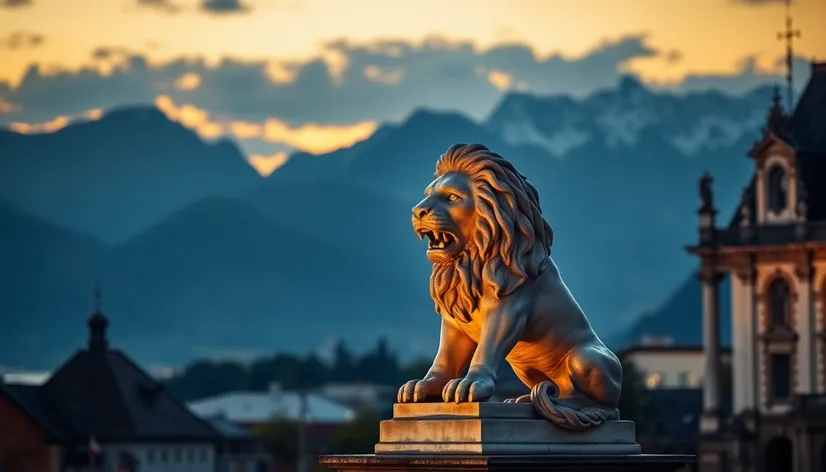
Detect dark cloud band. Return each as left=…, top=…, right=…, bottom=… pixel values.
left=0, top=35, right=807, bottom=129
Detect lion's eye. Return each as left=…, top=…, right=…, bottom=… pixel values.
left=447, top=194, right=461, bottom=202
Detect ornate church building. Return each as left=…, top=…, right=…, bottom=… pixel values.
left=689, top=61, right=826, bottom=472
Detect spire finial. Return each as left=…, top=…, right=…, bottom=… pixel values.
left=94, top=280, right=101, bottom=313
left=777, top=0, right=801, bottom=111
left=88, top=282, right=109, bottom=352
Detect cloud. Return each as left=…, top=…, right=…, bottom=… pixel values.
left=0, top=34, right=662, bottom=127
left=0, top=34, right=806, bottom=134
left=137, top=0, right=180, bottom=13
left=0, top=0, right=32, bottom=7
left=248, top=152, right=289, bottom=177
left=201, top=0, right=248, bottom=14
left=153, top=94, right=377, bottom=152
left=0, top=32, right=45, bottom=49
left=174, top=72, right=202, bottom=91
left=0, top=97, right=20, bottom=113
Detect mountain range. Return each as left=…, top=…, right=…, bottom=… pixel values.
left=0, top=76, right=765, bottom=369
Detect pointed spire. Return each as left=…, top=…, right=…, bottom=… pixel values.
left=764, top=85, right=789, bottom=136
left=88, top=283, right=109, bottom=352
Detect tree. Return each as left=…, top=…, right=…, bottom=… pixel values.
left=331, top=409, right=381, bottom=454
left=165, top=359, right=248, bottom=401
left=255, top=418, right=298, bottom=468
left=332, top=339, right=355, bottom=382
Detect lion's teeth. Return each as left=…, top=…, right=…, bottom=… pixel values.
left=433, top=230, right=441, bottom=242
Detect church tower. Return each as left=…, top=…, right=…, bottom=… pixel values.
left=687, top=62, right=826, bottom=472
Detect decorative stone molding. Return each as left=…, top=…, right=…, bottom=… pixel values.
left=793, top=252, right=814, bottom=282
left=699, top=266, right=724, bottom=286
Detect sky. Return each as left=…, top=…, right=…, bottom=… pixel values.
left=1, top=0, right=824, bottom=174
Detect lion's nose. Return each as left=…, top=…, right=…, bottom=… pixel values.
left=412, top=206, right=431, bottom=220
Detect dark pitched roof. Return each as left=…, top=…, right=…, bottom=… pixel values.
left=42, top=348, right=219, bottom=442
left=789, top=62, right=826, bottom=154
left=723, top=62, right=826, bottom=231
left=0, top=383, right=76, bottom=441
left=1, top=306, right=220, bottom=444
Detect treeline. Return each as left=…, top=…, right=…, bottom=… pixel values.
left=164, top=338, right=432, bottom=401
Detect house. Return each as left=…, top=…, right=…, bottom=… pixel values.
left=687, top=61, right=826, bottom=472
left=0, top=295, right=264, bottom=472
left=187, top=382, right=355, bottom=429
left=620, top=345, right=732, bottom=389
left=187, top=383, right=356, bottom=463
left=205, top=417, right=270, bottom=472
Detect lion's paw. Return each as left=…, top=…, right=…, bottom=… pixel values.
left=397, top=378, right=447, bottom=403
left=442, top=376, right=495, bottom=403
left=503, top=394, right=532, bottom=404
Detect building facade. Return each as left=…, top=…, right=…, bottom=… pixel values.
left=621, top=345, right=732, bottom=390
left=0, top=299, right=265, bottom=472
left=688, top=62, right=826, bottom=472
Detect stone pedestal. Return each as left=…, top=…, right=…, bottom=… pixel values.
left=320, top=403, right=694, bottom=472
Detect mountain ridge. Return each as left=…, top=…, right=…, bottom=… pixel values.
left=0, top=80, right=774, bottom=368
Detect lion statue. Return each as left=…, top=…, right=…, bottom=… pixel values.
left=398, top=143, right=623, bottom=431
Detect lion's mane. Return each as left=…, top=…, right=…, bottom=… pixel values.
left=430, top=143, right=554, bottom=322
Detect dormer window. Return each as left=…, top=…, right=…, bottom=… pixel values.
left=767, top=165, right=788, bottom=213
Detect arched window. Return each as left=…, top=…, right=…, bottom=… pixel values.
left=768, top=277, right=791, bottom=328
left=767, top=165, right=788, bottom=213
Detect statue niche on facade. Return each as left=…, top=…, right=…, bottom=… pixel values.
left=399, top=143, right=623, bottom=431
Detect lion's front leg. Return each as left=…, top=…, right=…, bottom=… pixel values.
left=442, top=296, right=529, bottom=403
left=398, top=317, right=476, bottom=403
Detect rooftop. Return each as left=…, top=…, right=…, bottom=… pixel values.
left=0, top=295, right=220, bottom=443
left=187, top=387, right=356, bottom=425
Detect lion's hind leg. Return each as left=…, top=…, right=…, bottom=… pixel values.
left=529, top=344, right=621, bottom=430
left=566, top=343, right=622, bottom=409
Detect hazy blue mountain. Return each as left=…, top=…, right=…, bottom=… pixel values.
left=607, top=273, right=733, bottom=350
left=0, top=107, right=264, bottom=243
left=0, top=80, right=776, bottom=369
left=255, top=81, right=768, bottom=333
left=0, top=199, right=109, bottom=367
left=0, top=197, right=431, bottom=369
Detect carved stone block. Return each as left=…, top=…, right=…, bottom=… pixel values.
left=374, top=403, right=641, bottom=455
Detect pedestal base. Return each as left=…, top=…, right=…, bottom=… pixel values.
left=319, top=403, right=694, bottom=471
left=319, top=454, right=695, bottom=472
left=376, top=403, right=640, bottom=455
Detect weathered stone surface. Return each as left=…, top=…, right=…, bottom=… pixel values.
left=375, top=403, right=640, bottom=455
left=392, top=402, right=538, bottom=419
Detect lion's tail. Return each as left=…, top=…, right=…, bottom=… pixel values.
left=530, top=381, right=620, bottom=431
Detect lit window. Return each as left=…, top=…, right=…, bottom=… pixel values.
left=646, top=372, right=663, bottom=389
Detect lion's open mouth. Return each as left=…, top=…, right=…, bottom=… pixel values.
left=418, top=230, right=456, bottom=251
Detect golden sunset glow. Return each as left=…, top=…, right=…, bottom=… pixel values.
left=153, top=94, right=378, bottom=154
left=0, top=0, right=824, bottom=88
left=248, top=152, right=289, bottom=177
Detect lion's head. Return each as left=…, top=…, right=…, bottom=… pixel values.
left=411, top=143, right=553, bottom=322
